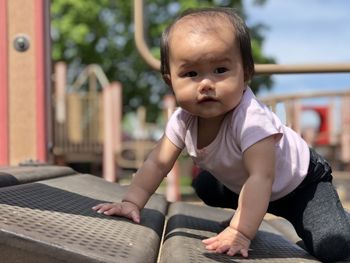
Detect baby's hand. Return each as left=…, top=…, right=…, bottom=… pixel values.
left=92, top=201, right=140, bottom=223
left=202, top=226, right=251, bottom=257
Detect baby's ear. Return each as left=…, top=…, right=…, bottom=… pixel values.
left=163, top=74, right=172, bottom=87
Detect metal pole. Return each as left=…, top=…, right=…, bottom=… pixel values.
left=133, top=0, right=350, bottom=74
left=134, top=0, right=160, bottom=70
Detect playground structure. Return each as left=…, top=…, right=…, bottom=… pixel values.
left=52, top=62, right=165, bottom=179
left=52, top=67, right=350, bottom=171
left=53, top=62, right=123, bottom=182
left=0, top=0, right=50, bottom=166
left=51, top=61, right=181, bottom=200
left=260, top=90, right=350, bottom=168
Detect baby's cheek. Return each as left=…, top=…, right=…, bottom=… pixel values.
left=176, top=94, right=195, bottom=106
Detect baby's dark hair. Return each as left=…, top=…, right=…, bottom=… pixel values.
left=160, top=7, right=255, bottom=83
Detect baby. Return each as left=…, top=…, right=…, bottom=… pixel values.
left=93, top=7, right=350, bottom=262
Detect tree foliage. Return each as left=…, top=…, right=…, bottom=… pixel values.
left=51, top=0, right=274, bottom=121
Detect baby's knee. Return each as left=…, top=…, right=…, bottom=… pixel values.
left=191, top=172, right=227, bottom=207
left=192, top=171, right=216, bottom=197
left=312, top=234, right=350, bottom=262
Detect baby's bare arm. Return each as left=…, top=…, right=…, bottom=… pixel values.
left=92, top=136, right=182, bottom=221
left=203, top=135, right=276, bottom=256
left=231, top=135, right=276, bottom=239
left=123, top=135, right=181, bottom=209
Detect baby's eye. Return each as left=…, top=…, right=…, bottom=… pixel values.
left=214, top=67, right=228, bottom=74
left=183, top=71, right=197, bottom=77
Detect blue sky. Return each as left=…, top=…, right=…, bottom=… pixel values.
left=243, top=0, right=350, bottom=97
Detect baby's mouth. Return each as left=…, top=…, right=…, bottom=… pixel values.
left=198, top=97, right=217, bottom=103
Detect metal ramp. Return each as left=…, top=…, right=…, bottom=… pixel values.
left=0, top=167, right=166, bottom=263
left=159, top=202, right=318, bottom=263
left=0, top=166, right=324, bottom=262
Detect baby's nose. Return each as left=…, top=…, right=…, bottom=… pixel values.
left=198, top=78, right=214, bottom=93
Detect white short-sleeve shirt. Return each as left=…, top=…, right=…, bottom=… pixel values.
left=165, top=87, right=310, bottom=201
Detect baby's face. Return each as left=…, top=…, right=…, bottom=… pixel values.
left=168, top=17, right=245, bottom=120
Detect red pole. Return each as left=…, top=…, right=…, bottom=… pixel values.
left=34, top=0, right=47, bottom=162
left=0, top=0, right=9, bottom=166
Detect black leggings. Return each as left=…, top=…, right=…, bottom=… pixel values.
left=192, top=148, right=350, bottom=262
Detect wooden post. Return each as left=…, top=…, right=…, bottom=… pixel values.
left=163, top=95, right=180, bottom=202
left=103, top=82, right=122, bottom=182
left=285, top=100, right=301, bottom=134
left=0, top=0, right=50, bottom=165
left=0, top=0, right=9, bottom=166
left=54, top=62, right=67, bottom=124
left=53, top=62, right=67, bottom=165
left=329, top=99, right=336, bottom=145
left=341, top=96, right=350, bottom=163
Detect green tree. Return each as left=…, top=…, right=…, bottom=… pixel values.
left=51, top=0, right=274, bottom=122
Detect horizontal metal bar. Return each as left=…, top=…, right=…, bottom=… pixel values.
left=260, top=89, right=350, bottom=104
left=255, top=64, right=350, bottom=74
left=134, top=0, right=350, bottom=75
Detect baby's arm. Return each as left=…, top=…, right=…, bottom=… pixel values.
left=92, top=135, right=182, bottom=222
left=203, top=135, right=276, bottom=257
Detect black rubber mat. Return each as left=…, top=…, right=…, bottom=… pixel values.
left=159, top=202, right=320, bottom=263
left=0, top=174, right=167, bottom=263
left=0, top=165, right=76, bottom=187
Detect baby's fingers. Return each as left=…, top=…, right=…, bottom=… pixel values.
left=92, top=203, right=141, bottom=224
left=204, top=240, right=220, bottom=251
left=227, top=247, right=249, bottom=258
left=240, top=248, right=249, bottom=258
left=92, top=203, right=121, bottom=215
left=127, top=210, right=141, bottom=224
left=104, top=205, right=140, bottom=223
left=92, top=204, right=102, bottom=211
left=100, top=204, right=123, bottom=215
left=92, top=203, right=111, bottom=212
left=202, top=236, right=218, bottom=245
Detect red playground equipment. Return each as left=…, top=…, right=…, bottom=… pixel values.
left=302, top=105, right=331, bottom=146
left=0, top=0, right=50, bottom=166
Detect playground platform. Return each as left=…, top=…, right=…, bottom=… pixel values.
left=0, top=165, right=349, bottom=262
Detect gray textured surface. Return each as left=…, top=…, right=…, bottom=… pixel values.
left=0, top=165, right=77, bottom=187
left=159, top=202, right=320, bottom=263
left=0, top=173, right=167, bottom=263
left=0, top=166, right=336, bottom=262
